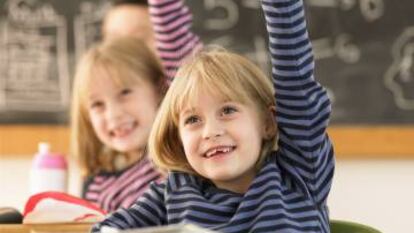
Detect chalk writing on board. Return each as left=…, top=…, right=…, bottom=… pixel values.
left=193, top=0, right=270, bottom=73
left=74, top=0, right=109, bottom=59
left=203, top=0, right=238, bottom=30
left=0, top=0, right=413, bottom=124
left=0, top=0, right=69, bottom=112
left=309, top=0, right=384, bottom=22
left=308, top=0, right=384, bottom=63
left=303, top=0, right=414, bottom=123
left=385, top=27, right=414, bottom=110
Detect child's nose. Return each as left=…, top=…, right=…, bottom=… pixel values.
left=106, top=101, right=123, bottom=121
left=203, top=119, right=225, bottom=140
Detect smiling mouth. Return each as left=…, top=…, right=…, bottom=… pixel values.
left=204, top=145, right=236, bottom=158
left=110, top=122, right=137, bottom=138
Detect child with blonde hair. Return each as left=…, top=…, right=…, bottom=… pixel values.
left=71, top=37, right=165, bottom=213
left=71, top=0, right=201, bottom=212
left=92, top=0, right=334, bottom=232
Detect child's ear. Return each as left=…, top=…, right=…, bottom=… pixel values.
left=263, top=106, right=277, bottom=139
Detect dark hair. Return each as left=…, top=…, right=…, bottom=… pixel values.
left=112, top=0, right=148, bottom=6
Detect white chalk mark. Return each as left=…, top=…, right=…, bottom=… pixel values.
left=338, top=0, right=357, bottom=10
left=326, top=87, right=336, bottom=105
left=308, top=0, right=338, bottom=8
left=245, top=35, right=270, bottom=72
left=360, top=0, right=384, bottom=22
left=204, top=0, right=239, bottom=30
left=311, top=35, right=360, bottom=63
left=241, top=0, right=260, bottom=9
left=312, top=38, right=336, bottom=60
left=335, top=34, right=361, bottom=63
left=384, top=27, right=414, bottom=110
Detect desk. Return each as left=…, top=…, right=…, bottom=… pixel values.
left=0, top=223, right=92, bottom=233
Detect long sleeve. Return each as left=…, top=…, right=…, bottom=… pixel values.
left=262, top=0, right=334, bottom=206
left=90, top=183, right=167, bottom=232
left=148, top=0, right=203, bottom=82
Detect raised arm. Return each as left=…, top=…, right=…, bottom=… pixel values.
left=148, top=0, right=203, bottom=82
left=261, top=0, right=334, bottom=205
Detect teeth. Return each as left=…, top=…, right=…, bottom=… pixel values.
left=205, top=146, right=233, bottom=158
left=112, top=122, right=134, bottom=137
left=206, top=149, right=216, bottom=157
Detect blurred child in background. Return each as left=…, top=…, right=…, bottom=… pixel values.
left=71, top=0, right=201, bottom=213
left=70, top=37, right=164, bottom=213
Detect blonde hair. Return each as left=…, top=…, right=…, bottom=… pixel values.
left=71, top=37, right=164, bottom=178
left=148, top=48, right=277, bottom=174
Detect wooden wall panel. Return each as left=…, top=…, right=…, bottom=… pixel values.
left=0, top=125, right=70, bottom=157
left=1, top=125, right=413, bottom=159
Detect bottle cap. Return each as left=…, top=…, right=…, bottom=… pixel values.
left=38, top=142, right=50, bottom=154
left=33, top=142, right=67, bottom=170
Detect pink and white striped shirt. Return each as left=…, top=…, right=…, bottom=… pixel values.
left=149, top=0, right=203, bottom=81
left=83, top=157, right=163, bottom=213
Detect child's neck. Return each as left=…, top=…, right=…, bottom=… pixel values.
left=114, top=149, right=146, bottom=171
left=212, top=170, right=257, bottom=194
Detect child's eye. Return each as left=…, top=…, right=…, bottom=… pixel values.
left=90, top=101, right=104, bottom=110
left=120, top=88, right=132, bottom=96
left=184, top=116, right=200, bottom=125
left=222, top=106, right=237, bottom=115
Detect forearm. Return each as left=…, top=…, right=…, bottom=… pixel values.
left=91, top=208, right=138, bottom=232
left=262, top=0, right=331, bottom=159
left=148, top=0, right=202, bottom=81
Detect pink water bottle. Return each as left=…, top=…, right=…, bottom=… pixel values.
left=30, top=142, right=68, bottom=194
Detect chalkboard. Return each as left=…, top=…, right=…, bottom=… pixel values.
left=0, top=0, right=110, bottom=123
left=305, top=0, right=414, bottom=124
left=0, top=0, right=413, bottom=124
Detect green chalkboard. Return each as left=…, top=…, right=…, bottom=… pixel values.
left=0, top=0, right=413, bottom=124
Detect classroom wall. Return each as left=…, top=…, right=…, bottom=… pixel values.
left=328, top=159, right=414, bottom=233
left=1, top=157, right=413, bottom=233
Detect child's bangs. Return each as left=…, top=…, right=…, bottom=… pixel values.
left=77, top=58, right=131, bottom=108
left=172, top=61, right=251, bottom=124
left=100, top=59, right=140, bottom=87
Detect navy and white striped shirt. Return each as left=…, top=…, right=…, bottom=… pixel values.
left=92, top=0, right=334, bottom=232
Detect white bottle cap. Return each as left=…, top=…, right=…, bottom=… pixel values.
left=38, top=142, right=50, bottom=154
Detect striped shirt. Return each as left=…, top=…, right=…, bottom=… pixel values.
left=83, top=157, right=163, bottom=213
left=149, top=0, right=203, bottom=81
left=92, top=0, right=335, bottom=232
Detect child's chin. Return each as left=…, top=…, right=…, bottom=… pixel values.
left=208, top=171, right=236, bottom=181
left=112, top=144, right=136, bottom=153
left=112, top=138, right=136, bottom=148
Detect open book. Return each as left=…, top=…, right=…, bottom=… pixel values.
left=23, top=191, right=106, bottom=224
